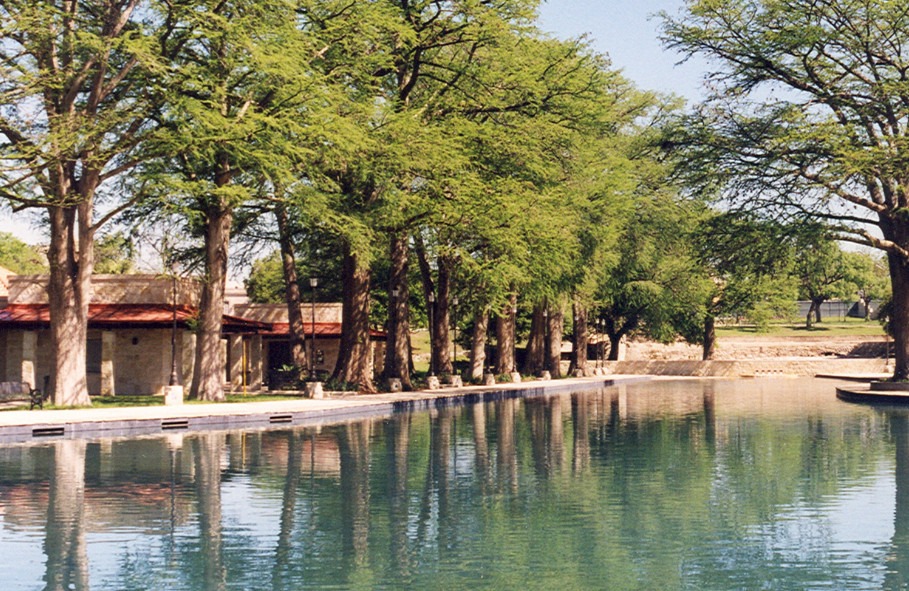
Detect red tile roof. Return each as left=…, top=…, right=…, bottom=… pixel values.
left=0, top=303, right=269, bottom=333
left=263, top=322, right=385, bottom=338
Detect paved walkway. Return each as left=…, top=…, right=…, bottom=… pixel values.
left=0, top=375, right=650, bottom=444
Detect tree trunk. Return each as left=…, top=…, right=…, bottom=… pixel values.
left=47, top=203, right=93, bottom=407
left=495, top=295, right=517, bottom=374
left=275, top=202, right=308, bottom=377
left=332, top=244, right=375, bottom=392
left=607, top=333, right=622, bottom=361
left=703, top=314, right=717, bottom=361
left=190, top=201, right=231, bottom=402
left=888, top=250, right=909, bottom=380
left=569, top=302, right=588, bottom=376
left=382, top=232, right=412, bottom=389
left=547, top=304, right=564, bottom=378
left=813, top=297, right=824, bottom=323
left=433, top=256, right=453, bottom=376
left=522, top=303, right=546, bottom=375
left=469, top=309, right=488, bottom=380
left=806, top=301, right=816, bottom=329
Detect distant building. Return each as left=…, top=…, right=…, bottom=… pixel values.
left=0, top=274, right=384, bottom=395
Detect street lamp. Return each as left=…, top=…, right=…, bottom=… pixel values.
left=543, top=308, right=549, bottom=373
left=428, top=292, right=436, bottom=376
left=310, top=277, right=318, bottom=380
left=451, top=296, right=459, bottom=377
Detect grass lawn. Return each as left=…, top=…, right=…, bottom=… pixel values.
left=717, top=317, right=886, bottom=338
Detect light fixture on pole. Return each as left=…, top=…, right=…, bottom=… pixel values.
left=310, top=277, right=318, bottom=380
left=428, top=291, right=436, bottom=376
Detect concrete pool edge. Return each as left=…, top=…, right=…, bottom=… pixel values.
left=0, top=375, right=652, bottom=444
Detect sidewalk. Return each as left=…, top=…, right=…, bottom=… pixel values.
left=0, top=375, right=650, bottom=444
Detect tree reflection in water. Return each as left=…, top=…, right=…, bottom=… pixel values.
left=44, top=439, right=88, bottom=591
left=1, top=379, right=907, bottom=589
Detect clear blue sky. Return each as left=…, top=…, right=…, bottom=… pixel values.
left=537, top=0, right=707, bottom=102
left=0, top=0, right=708, bottom=246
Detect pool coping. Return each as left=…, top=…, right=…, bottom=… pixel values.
left=0, top=375, right=651, bottom=444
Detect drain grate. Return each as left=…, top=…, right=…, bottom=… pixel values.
left=269, top=414, right=293, bottom=424
left=32, top=426, right=65, bottom=438
left=161, top=419, right=189, bottom=430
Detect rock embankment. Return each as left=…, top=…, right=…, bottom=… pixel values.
left=624, top=336, right=888, bottom=361
left=605, top=335, right=890, bottom=377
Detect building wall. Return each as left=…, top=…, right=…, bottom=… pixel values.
left=234, top=302, right=343, bottom=324
left=0, top=330, right=9, bottom=382
left=111, top=328, right=195, bottom=396
left=8, top=275, right=201, bottom=306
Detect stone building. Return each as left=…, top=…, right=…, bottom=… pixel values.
left=234, top=303, right=386, bottom=388
left=0, top=275, right=267, bottom=396
left=0, top=273, right=385, bottom=396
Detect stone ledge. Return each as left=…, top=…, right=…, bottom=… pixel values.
left=604, top=358, right=889, bottom=377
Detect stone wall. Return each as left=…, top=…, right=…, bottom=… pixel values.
left=623, top=336, right=889, bottom=361
left=604, top=357, right=889, bottom=377
left=8, top=275, right=201, bottom=306
left=234, top=302, right=343, bottom=324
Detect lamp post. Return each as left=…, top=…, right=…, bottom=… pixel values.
left=451, top=296, right=459, bottom=377
left=543, top=308, right=549, bottom=373
left=310, top=277, right=318, bottom=380
left=428, top=291, right=435, bottom=376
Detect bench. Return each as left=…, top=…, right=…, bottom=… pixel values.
left=0, top=382, right=48, bottom=410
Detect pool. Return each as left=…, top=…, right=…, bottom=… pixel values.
left=0, top=378, right=902, bottom=590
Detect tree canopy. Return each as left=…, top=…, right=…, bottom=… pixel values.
left=663, top=0, right=909, bottom=378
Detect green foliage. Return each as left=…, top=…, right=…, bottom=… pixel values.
left=793, top=233, right=856, bottom=304
left=692, top=212, right=798, bottom=331
left=598, top=193, right=710, bottom=345
left=94, top=232, right=136, bottom=274
left=662, top=0, right=909, bottom=369
left=245, top=242, right=346, bottom=305
left=0, top=232, right=45, bottom=274
left=245, top=253, right=286, bottom=304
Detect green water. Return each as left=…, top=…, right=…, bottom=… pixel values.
left=0, top=378, right=905, bottom=590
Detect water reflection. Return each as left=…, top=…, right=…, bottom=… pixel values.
left=888, top=414, right=909, bottom=591
left=44, top=440, right=88, bottom=591
left=1, top=379, right=908, bottom=589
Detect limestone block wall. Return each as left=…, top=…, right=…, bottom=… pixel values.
left=112, top=328, right=195, bottom=395
left=8, top=275, right=201, bottom=305
left=234, top=302, right=343, bottom=324
left=0, top=330, right=10, bottom=382
left=604, top=357, right=890, bottom=377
